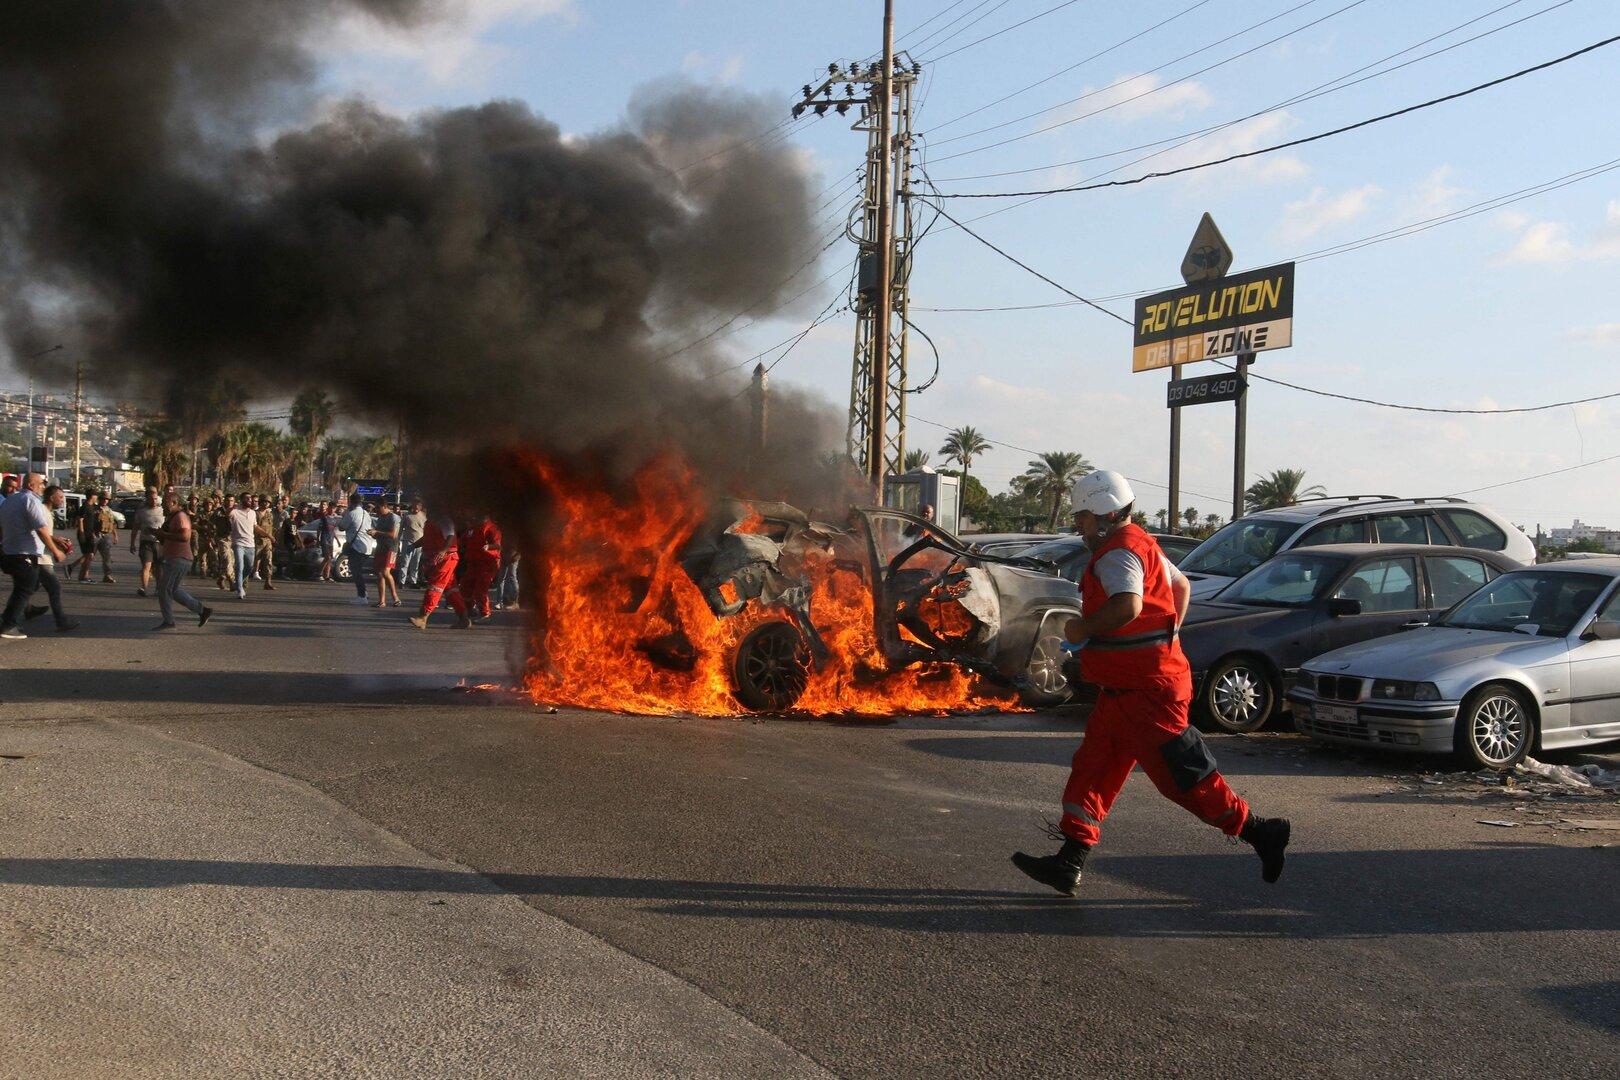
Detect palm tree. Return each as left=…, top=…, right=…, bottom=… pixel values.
left=1182, top=507, right=1199, bottom=530
left=938, top=426, right=992, bottom=520
left=1155, top=508, right=1169, bottom=529
left=288, top=388, right=335, bottom=495
left=173, top=379, right=245, bottom=486
left=1245, top=468, right=1326, bottom=513
left=903, top=448, right=931, bottom=470
left=1020, top=450, right=1092, bottom=529
left=126, top=422, right=190, bottom=491
left=1204, top=512, right=1221, bottom=530
left=316, top=436, right=353, bottom=495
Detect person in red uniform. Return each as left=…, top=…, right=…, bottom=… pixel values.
left=458, top=514, right=503, bottom=620
left=408, top=512, right=470, bottom=630
left=1013, top=470, right=1290, bottom=896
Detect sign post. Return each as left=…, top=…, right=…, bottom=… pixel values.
left=1135, top=214, right=1295, bottom=530
left=1232, top=352, right=1251, bottom=521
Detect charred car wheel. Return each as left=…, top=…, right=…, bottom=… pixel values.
left=1200, top=655, right=1276, bottom=734
left=732, top=622, right=811, bottom=712
left=1021, top=629, right=1074, bottom=708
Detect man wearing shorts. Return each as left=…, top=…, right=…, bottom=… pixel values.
left=129, top=487, right=165, bottom=597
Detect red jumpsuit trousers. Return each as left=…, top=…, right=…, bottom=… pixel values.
left=420, top=553, right=467, bottom=618
left=1059, top=684, right=1248, bottom=846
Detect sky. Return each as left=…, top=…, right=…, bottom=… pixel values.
left=12, top=0, right=1620, bottom=529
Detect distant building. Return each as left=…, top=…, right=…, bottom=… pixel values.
left=1547, top=520, right=1607, bottom=548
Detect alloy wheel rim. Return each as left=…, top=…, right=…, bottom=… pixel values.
left=1471, top=694, right=1526, bottom=764
left=1213, top=666, right=1262, bottom=725
left=1028, top=634, right=1068, bottom=695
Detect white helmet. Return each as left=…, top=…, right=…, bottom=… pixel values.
left=1069, top=469, right=1134, bottom=516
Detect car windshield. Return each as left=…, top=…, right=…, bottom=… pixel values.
left=1218, top=552, right=1347, bottom=607
left=1180, top=517, right=1296, bottom=578
left=1437, top=570, right=1610, bottom=637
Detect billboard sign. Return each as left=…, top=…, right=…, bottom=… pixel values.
left=1132, top=262, right=1294, bottom=373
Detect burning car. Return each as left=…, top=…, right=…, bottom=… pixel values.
left=680, top=501, right=1084, bottom=712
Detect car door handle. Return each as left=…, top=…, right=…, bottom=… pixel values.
left=1402, top=620, right=1430, bottom=628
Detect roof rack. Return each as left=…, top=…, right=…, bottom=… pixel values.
left=1288, top=494, right=1400, bottom=505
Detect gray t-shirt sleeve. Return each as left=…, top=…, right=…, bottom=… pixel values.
left=1093, top=548, right=1185, bottom=597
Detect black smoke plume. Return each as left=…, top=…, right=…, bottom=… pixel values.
left=0, top=0, right=847, bottom=503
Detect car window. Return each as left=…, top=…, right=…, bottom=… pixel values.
left=1158, top=537, right=1198, bottom=565
left=1180, top=518, right=1296, bottom=578
left=1219, top=553, right=1348, bottom=607
left=1594, top=585, right=1620, bottom=622
left=1441, top=508, right=1508, bottom=552
left=1021, top=538, right=1090, bottom=582
left=1440, top=571, right=1608, bottom=636
left=1425, top=555, right=1490, bottom=609
left=1335, top=556, right=1419, bottom=612
left=1297, top=518, right=1367, bottom=546
left=1375, top=513, right=1433, bottom=545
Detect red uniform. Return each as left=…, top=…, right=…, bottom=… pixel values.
left=1059, top=523, right=1248, bottom=846
left=458, top=518, right=502, bottom=618
left=418, top=516, right=467, bottom=619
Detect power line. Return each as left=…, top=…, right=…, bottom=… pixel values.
left=896, top=0, right=980, bottom=45
left=930, top=0, right=1564, bottom=184
left=908, top=0, right=1016, bottom=56
left=923, top=199, right=1131, bottom=324
left=931, top=32, right=1620, bottom=197
left=927, top=0, right=1217, bottom=133
left=913, top=154, right=1620, bottom=311
left=1447, top=452, right=1620, bottom=496
left=916, top=182, right=1620, bottom=417
left=921, top=0, right=1089, bottom=63
left=928, top=0, right=1349, bottom=154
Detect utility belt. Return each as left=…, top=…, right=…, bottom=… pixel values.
left=1083, top=627, right=1178, bottom=652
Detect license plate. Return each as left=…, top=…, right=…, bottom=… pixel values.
left=1315, top=703, right=1358, bottom=726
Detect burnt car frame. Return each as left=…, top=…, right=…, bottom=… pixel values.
left=683, top=503, right=1083, bottom=711
left=1179, top=543, right=1516, bottom=733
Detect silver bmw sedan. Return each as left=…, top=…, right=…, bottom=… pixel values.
left=1288, top=559, right=1620, bottom=769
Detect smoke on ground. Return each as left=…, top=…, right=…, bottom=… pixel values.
left=0, top=0, right=849, bottom=505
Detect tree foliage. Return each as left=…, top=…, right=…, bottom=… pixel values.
left=1244, top=468, right=1325, bottom=512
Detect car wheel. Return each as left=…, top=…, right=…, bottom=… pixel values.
left=1454, top=683, right=1533, bottom=770
left=1201, top=655, right=1276, bottom=734
left=732, top=622, right=810, bottom=712
left=1021, top=629, right=1074, bottom=707
left=334, top=553, right=352, bottom=581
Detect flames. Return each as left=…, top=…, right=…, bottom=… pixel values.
left=507, top=452, right=1013, bottom=717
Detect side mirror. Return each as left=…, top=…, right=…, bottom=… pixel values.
left=1326, top=597, right=1362, bottom=617
left=1582, top=619, right=1620, bottom=641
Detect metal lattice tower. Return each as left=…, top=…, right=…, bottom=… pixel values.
left=795, top=51, right=920, bottom=487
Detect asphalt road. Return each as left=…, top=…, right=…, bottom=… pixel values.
left=3, top=556, right=1618, bottom=1078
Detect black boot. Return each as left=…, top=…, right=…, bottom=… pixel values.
left=1241, top=814, right=1291, bottom=883
left=1011, top=839, right=1091, bottom=897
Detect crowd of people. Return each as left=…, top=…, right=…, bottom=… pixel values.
left=0, top=473, right=521, bottom=640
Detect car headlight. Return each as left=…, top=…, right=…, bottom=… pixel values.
left=1370, top=679, right=1440, bottom=702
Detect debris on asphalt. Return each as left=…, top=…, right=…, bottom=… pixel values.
left=1476, top=819, right=1520, bottom=828
left=1516, top=756, right=1620, bottom=791
left=1559, top=818, right=1620, bottom=831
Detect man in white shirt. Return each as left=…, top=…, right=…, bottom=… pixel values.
left=1, top=473, right=79, bottom=639
left=228, top=493, right=259, bottom=600
left=340, top=493, right=375, bottom=603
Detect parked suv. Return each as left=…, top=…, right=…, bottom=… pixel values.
left=1179, top=496, right=1534, bottom=599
